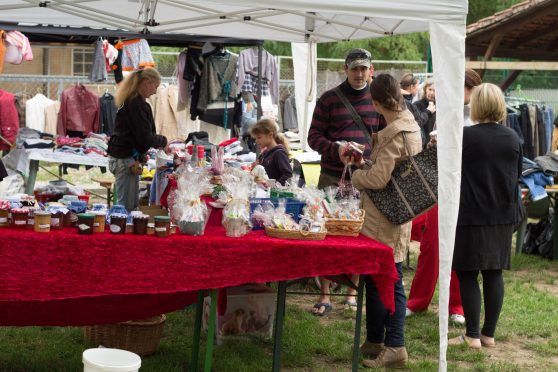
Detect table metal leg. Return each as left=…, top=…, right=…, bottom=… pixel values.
left=352, top=278, right=365, bottom=372
left=272, top=281, right=287, bottom=372
left=25, top=160, right=39, bottom=195
left=190, top=291, right=204, bottom=372
left=553, top=195, right=558, bottom=260
left=204, top=289, right=218, bottom=372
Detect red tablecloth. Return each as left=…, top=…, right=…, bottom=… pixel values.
left=0, top=224, right=397, bottom=326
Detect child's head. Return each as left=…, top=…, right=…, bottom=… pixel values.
left=250, top=119, right=289, bottom=152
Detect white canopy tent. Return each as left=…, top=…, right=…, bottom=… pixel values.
left=1, top=1, right=467, bottom=370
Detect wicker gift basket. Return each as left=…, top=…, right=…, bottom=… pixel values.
left=265, top=226, right=327, bottom=240
left=84, top=314, right=166, bottom=356
left=325, top=209, right=366, bottom=237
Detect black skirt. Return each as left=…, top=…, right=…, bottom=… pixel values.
left=452, top=224, right=513, bottom=271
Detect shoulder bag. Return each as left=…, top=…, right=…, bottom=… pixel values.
left=366, top=133, right=438, bottom=225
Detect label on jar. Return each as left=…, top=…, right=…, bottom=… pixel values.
left=51, top=218, right=60, bottom=226
left=93, top=222, right=100, bottom=227
left=0, top=217, right=7, bottom=223
left=39, top=224, right=50, bottom=229
left=110, top=224, right=121, bottom=233
left=14, top=220, right=26, bottom=225
left=155, top=227, right=167, bottom=232
left=78, top=224, right=90, bottom=231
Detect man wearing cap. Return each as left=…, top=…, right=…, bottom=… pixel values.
left=307, top=48, right=384, bottom=317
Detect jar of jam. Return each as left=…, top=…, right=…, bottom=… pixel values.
left=11, top=208, right=29, bottom=229
left=91, top=211, right=106, bottom=233
left=77, top=213, right=95, bottom=235
left=50, top=210, right=65, bottom=230
left=34, top=211, right=51, bottom=233
left=154, top=216, right=171, bottom=238
left=133, top=214, right=149, bottom=235
left=0, top=209, right=9, bottom=227
left=27, top=208, right=37, bottom=230
left=109, top=213, right=127, bottom=234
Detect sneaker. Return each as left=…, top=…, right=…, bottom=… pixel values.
left=450, top=314, right=465, bottom=325
left=405, top=308, right=414, bottom=317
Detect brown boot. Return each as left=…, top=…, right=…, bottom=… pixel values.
left=362, top=346, right=408, bottom=369
left=360, top=340, right=385, bottom=359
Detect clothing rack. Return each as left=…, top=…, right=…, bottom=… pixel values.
left=505, top=96, right=544, bottom=105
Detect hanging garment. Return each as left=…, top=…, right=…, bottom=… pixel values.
left=544, top=107, right=553, bottom=155
left=536, top=105, right=546, bottom=156
left=0, top=30, right=5, bottom=74
left=520, top=104, right=534, bottom=159
left=112, top=45, right=124, bottom=84
left=99, top=93, right=117, bottom=136
left=283, top=95, right=298, bottom=130
left=103, top=40, right=118, bottom=72
left=4, top=31, right=33, bottom=62
left=154, top=85, right=180, bottom=140
left=89, top=39, right=108, bottom=82
left=197, top=51, right=239, bottom=111
left=25, top=93, right=54, bottom=132
left=14, top=93, right=31, bottom=128
left=237, top=48, right=279, bottom=104
left=0, top=89, right=19, bottom=151
left=117, top=39, right=155, bottom=72
left=176, top=51, right=189, bottom=110
left=57, top=85, right=100, bottom=136
left=44, top=100, right=61, bottom=135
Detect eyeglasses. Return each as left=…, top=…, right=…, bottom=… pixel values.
left=347, top=52, right=371, bottom=61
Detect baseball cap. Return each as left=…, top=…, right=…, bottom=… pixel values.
left=345, top=48, right=372, bottom=69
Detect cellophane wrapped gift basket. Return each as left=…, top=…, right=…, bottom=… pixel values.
left=323, top=186, right=365, bottom=237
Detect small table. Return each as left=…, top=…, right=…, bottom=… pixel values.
left=92, top=177, right=115, bottom=207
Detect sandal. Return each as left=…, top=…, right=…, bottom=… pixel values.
left=448, top=335, right=481, bottom=350
left=312, top=302, right=333, bottom=316
left=342, top=299, right=358, bottom=311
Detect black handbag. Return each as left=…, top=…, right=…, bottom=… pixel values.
left=366, top=133, right=438, bottom=225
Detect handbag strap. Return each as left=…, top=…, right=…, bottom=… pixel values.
left=333, top=87, right=372, bottom=145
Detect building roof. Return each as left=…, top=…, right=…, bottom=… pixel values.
left=466, top=0, right=558, bottom=61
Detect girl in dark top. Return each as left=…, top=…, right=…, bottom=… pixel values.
left=250, top=119, right=292, bottom=185
left=107, top=68, right=168, bottom=212
left=449, top=83, right=522, bottom=350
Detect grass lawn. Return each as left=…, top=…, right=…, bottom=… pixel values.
left=1, top=253, right=557, bottom=371
left=2, top=166, right=558, bottom=371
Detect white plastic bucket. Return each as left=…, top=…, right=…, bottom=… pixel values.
left=82, top=348, right=141, bottom=372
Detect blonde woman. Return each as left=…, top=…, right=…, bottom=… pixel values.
left=107, top=68, right=167, bottom=211
left=449, top=83, right=522, bottom=349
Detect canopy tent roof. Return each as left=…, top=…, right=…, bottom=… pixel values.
left=1, top=0, right=466, bottom=43
left=0, top=22, right=263, bottom=47
left=466, top=0, right=558, bottom=61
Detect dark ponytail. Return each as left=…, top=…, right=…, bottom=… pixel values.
left=370, top=73, right=404, bottom=112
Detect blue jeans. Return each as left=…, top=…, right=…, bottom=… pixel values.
left=108, top=156, right=139, bottom=212
left=365, top=262, right=406, bottom=347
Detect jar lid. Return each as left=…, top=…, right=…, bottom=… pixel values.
left=154, top=216, right=171, bottom=221
left=34, top=211, right=50, bottom=216
left=11, top=208, right=30, bottom=213
left=110, top=213, right=128, bottom=219
left=133, top=214, right=149, bottom=220
left=77, top=213, right=95, bottom=219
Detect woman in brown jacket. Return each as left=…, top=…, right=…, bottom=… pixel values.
left=344, top=74, right=422, bottom=369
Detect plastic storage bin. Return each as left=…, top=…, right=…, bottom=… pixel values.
left=249, top=198, right=305, bottom=230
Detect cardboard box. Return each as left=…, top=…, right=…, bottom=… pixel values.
left=139, top=205, right=169, bottom=223
left=202, top=284, right=276, bottom=344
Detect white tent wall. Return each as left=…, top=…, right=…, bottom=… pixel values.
left=0, top=1, right=467, bottom=369
left=429, top=21, right=466, bottom=372
left=291, top=41, right=317, bottom=151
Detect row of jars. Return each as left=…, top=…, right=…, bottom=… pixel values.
left=1, top=208, right=173, bottom=238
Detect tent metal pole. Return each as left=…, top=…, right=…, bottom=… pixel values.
left=257, top=45, right=263, bottom=119
left=48, top=0, right=140, bottom=25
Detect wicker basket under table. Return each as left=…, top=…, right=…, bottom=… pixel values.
left=84, top=314, right=166, bottom=356
left=265, top=226, right=327, bottom=240
left=325, top=210, right=366, bottom=237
